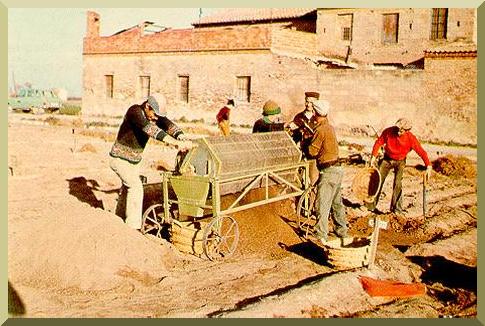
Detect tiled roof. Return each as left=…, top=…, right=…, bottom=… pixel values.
left=193, top=8, right=316, bottom=26
left=424, top=42, right=477, bottom=54
left=84, top=26, right=272, bottom=54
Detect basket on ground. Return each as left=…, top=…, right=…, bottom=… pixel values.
left=323, top=236, right=374, bottom=269
left=170, top=220, right=208, bottom=256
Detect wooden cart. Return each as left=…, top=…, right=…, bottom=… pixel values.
left=142, top=131, right=311, bottom=260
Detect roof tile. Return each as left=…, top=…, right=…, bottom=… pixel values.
left=193, top=8, right=316, bottom=26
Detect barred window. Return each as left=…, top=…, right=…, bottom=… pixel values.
left=236, top=76, right=251, bottom=103
left=139, top=76, right=150, bottom=98
left=431, top=8, right=448, bottom=40
left=105, top=75, right=113, bottom=98
left=338, top=14, right=353, bottom=41
left=342, top=27, right=352, bottom=41
left=178, top=75, right=189, bottom=103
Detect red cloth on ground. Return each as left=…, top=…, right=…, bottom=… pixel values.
left=359, top=275, right=427, bottom=297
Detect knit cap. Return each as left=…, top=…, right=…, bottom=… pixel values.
left=262, top=100, right=281, bottom=116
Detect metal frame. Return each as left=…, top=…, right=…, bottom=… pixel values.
left=162, top=161, right=310, bottom=220
left=151, top=132, right=311, bottom=260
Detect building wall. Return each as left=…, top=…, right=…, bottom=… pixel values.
left=422, top=55, right=477, bottom=144
left=83, top=51, right=278, bottom=125
left=316, top=8, right=476, bottom=65
left=271, top=29, right=317, bottom=56
left=83, top=50, right=476, bottom=144
left=82, top=9, right=476, bottom=145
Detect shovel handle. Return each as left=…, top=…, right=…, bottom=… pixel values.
left=422, top=172, right=428, bottom=218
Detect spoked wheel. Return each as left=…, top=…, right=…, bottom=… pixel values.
left=202, top=216, right=239, bottom=261
left=141, top=204, right=167, bottom=237
left=297, top=186, right=318, bottom=238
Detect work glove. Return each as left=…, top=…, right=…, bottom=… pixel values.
left=164, top=136, right=194, bottom=151
left=285, top=121, right=298, bottom=131
left=369, top=156, right=377, bottom=167
left=177, top=140, right=196, bottom=151
left=425, top=165, right=432, bottom=181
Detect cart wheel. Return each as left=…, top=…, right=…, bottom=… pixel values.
left=202, top=216, right=239, bottom=261
left=297, top=186, right=318, bottom=238
left=141, top=204, right=166, bottom=237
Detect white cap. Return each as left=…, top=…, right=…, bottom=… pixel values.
left=395, top=117, right=412, bottom=130
left=313, top=99, right=330, bottom=116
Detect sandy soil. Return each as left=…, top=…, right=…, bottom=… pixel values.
left=7, top=113, right=477, bottom=318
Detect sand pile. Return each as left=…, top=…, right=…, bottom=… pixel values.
left=220, top=187, right=302, bottom=259
left=78, top=143, right=97, bottom=153
left=9, top=200, right=178, bottom=291
left=432, top=155, right=476, bottom=179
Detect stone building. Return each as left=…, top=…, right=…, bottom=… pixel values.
left=82, top=8, right=477, bottom=144
left=316, top=8, right=476, bottom=65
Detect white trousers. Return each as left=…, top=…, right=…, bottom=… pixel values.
left=109, top=156, right=143, bottom=229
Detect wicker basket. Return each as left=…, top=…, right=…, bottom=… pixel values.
left=351, top=167, right=381, bottom=203
left=170, top=220, right=208, bottom=256
left=323, top=236, right=374, bottom=269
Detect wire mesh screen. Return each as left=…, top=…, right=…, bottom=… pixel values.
left=207, top=132, right=301, bottom=179
left=180, top=132, right=302, bottom=195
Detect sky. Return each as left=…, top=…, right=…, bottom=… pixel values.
left=7, top=8, right=221, bottom=97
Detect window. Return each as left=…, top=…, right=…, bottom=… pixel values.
left=178, top=75, right=189, bottom=103
left=431, top=8, right=448, bottom=40
left=139, top=76, right=150, bottom=98
left=236, top=76, right=251, bottom=102
left=382, top=13, right=399, bottom=44
left=338, top=14, right=353, bottom=42
left=342, top=27, right=352, bottom=41
left=105, top=75, right=114, bottom=98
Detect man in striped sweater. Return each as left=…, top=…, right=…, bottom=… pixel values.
left=109, top=93, right=193, bottom=230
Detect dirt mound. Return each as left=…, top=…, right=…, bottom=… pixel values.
left=220, top=187, right=302, bottom=260
left=78, top=129, right=116, bottom=142
left=347, top=143, right=365, bottom=152
left=432, top=155, right=476, bottom=179
left=9, top=201, right=178, bottom=291
left=78, top=143, right=97, bottom=153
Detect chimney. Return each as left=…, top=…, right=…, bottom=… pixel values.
left=86, top=11, right=100, bottom=38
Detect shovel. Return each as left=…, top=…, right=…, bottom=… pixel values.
left=422, top=172, right=428, bottom=218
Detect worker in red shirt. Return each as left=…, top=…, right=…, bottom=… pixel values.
left=216, top=97, right=235, bottom=136
left=367, top=118, right=432, bottom=215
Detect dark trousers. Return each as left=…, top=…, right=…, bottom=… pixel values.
left=368, top=158, right=406, bottom=213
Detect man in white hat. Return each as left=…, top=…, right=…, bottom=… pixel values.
left=109, top=93, right=193, bottom=231
left=307, top=99, right=347, bottom=243
left=367, top=117, right=432, bottom=215
left=216, top=97, right=236, bottom=136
